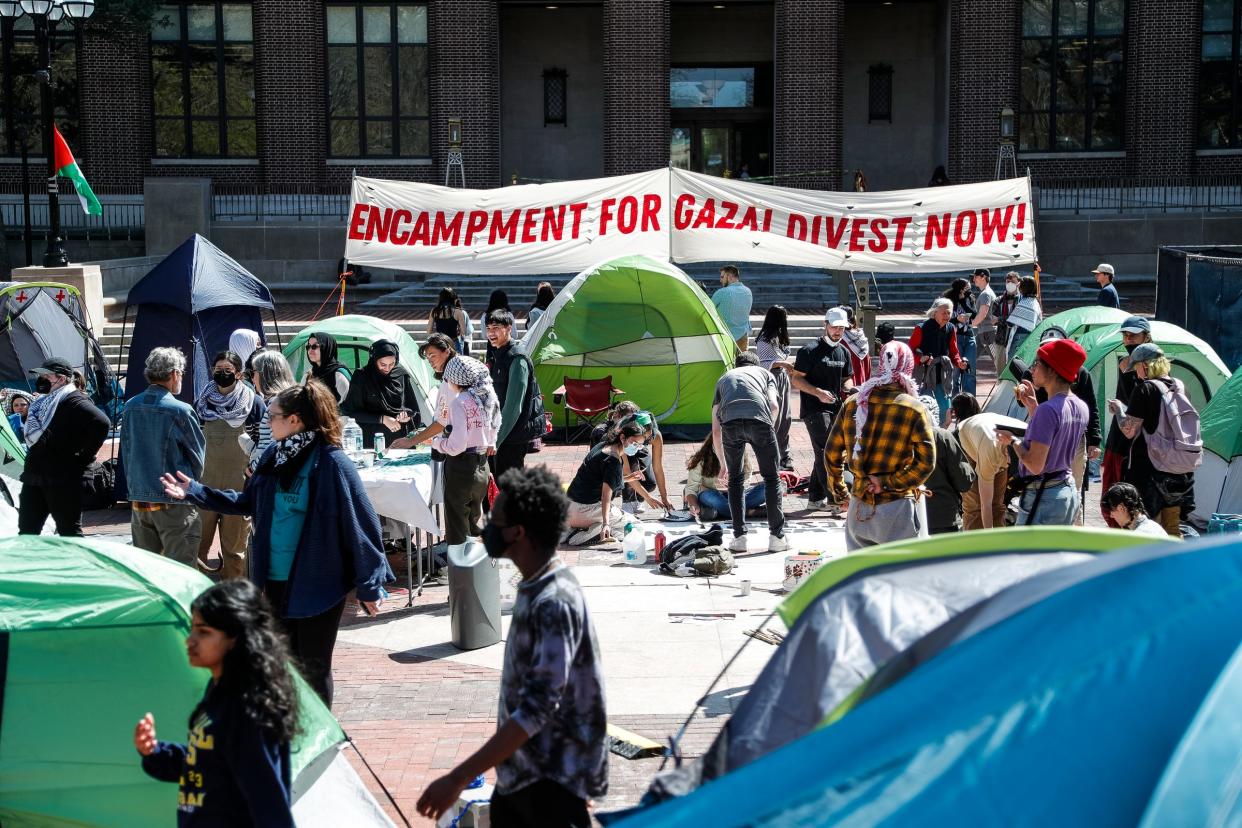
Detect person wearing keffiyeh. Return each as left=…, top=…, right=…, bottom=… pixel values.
left=823, top=341, right=936, bottom=551
left=432, top=356, right=501, bottom=545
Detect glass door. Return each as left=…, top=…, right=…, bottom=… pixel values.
left=700, top=126, right=730, bottom=177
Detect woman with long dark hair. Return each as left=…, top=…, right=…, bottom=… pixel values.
left=161, top=380, right=393, bottom=704
left=563, top=421, right=646, bottom=545
left=684, top=434, right=765, bottom=520
left=134, top=579, right=299, bottom=827
left=341, top=339, right=422, bottom=444
left=527, top=282, right=556, bottom=327
left=754, top=305, right=795, bottom=470
left=427, top=287, right=471, bottom=353
left=304, top=332, right=352, bottom=403
left=941, top=278, right=977, bottom=395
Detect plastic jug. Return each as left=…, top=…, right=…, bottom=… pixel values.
left=622, top=520, right=647, bottom=565
left=342, top=417, right=364, bottom=454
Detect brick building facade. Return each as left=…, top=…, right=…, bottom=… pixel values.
left=0, top=0, right=1236, bottom=194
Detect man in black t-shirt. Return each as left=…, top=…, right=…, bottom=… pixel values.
left=787, top=308, right=854, bottom=510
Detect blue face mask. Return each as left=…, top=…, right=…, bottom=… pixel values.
left=624, top=442, right=641, bottom=456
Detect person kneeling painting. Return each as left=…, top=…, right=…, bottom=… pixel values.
left=562, top=421, right=646, bottom=545
left=683, top=435, right=766, bottom=521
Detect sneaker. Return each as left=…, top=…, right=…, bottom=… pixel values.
left=768, top=534, right=790, bottom=553
left=780, top=460, right=796, bottom=471
left=807, top=499, right=828, bottom=510
left=728, top=534, right=749, bottom=553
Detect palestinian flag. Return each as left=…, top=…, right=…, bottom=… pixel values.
left=52, top=126, right=101, bottom=216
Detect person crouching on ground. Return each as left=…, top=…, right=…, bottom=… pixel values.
left=824, top=341, right=936, bottom=551
left=563, top=421, right=646, bottom=545
left=432, top=355, right=501, bottom=546
left=160, top=380, right=393, bottom=706
left=684, top=434, right=764, bottom=522
left=417, top=466, right=608, bottom=828
left=134, top=580, right=298, bottom=828
left=712, top=351, right=788, bottom=553
left=996, top=338, right=1089, bottom=526
left=1102, top=482, right=1170, bottom=537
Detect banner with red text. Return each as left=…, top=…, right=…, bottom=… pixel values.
left=343, top=169, right=1034, bottom=274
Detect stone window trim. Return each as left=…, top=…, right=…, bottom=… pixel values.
left=151, top=157, right=259, bottom=166
left=324, top=157, right=432, bottom=166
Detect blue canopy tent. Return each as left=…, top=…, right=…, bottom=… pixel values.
left=121, top=234, right=278, bottom=403
left=615, top=537, right=1242, bottom=828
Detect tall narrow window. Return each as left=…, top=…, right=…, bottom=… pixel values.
left=326, top=3, right=429, bottom=158
left=1019, top=0, right=1125, bottom=152
left=1, top=16, right=78, bottom=157
left=868, top=64, right=893, bottom=123
left=150, top=2, right=255, bottom=158
left=544, top=68, right=567, bottom=126
left=1200, top=0, right=1240, bottom=147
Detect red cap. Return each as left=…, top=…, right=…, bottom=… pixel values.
left=1036, top=338, right=1087, bottom=382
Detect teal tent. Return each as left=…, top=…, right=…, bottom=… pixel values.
left=1191, top=368, right=1242, bottom=525
left=0, top=536, right=394, bottom=828
left=617, top=537, right=1242, bottom=828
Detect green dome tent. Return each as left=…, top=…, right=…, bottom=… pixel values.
left=283, top=314, right=438, bottom=426
left=519, top=256, right=736, bottom=434
left=1191, top=370, right=1242, bottom=526
left=999, top=305, right=1133, bottom=382
left=0, top=536, right=394, bottom=828
left=986, top=319, right=1232, bottom=428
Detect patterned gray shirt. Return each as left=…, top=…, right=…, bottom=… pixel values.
left=496, top=564, right=609, bottom=800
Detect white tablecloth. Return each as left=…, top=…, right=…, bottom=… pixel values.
left=356, top=449, right=443, bottom=535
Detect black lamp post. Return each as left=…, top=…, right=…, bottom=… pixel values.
left=0, top=0, right=95, bottom=268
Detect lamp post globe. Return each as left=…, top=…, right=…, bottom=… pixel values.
left=19, top=0, right=55, bottom=15
left=62, top=0, right=92, bottom=18
left=0, top=2, right=24, bottom=18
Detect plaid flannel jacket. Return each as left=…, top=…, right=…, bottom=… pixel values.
left=824, top=385, right=936, bottom=505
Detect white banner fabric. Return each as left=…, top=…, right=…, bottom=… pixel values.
left=343, top=169, right=1035, bottom=274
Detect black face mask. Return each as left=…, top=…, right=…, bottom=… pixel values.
left=481, top=523, right=510, bottom=559
left=34, top=377, right=52, bottom=394
left=1123, top=342, right=1140, bottom=355
left=213, top=370, right=236, bottom=388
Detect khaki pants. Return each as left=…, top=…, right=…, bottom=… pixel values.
left=736, top=334, right=749, bottom=352
left=131, top=504, right=202, bottom=568
left=198, top=510, right=251, bottom=579
left=1158, top=506, right=1182, bottom=538
left=963, top=468, right=1008, bottom=531
left=564, top=499, right=625, bottom=545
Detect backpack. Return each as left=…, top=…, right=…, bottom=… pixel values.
left=659, top=524, right=725, bottom=572
left=81, top=459, right=117, bottom=511
left=519, top=353, right=549, bottom=443
left=692, top=546, right=736, bottom=576
left=1144, top=377, right=1203, bottom=474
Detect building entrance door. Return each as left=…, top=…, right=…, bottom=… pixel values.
left=670, top=122, right=768, bottom=178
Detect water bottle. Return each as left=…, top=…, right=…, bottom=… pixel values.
left=342, top=418, right=364, bottom=455
left=622, top=520, right=646, bottom=565
left=374, top=432, right=386, bottom=459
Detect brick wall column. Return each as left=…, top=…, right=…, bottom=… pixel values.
left=430, top=0, right=500, bottom=187
left=773, top=0, right=842, bottom=191
left=602, top=0, right=668, bottom=176
left=947, top=0, right=1020, bottom=183
left=254, top=0, right=325, bottom=190
left=79, top=22, right=150, bottom=190
left=1126, top=0, right=1198, bottom=176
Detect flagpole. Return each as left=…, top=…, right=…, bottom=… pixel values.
left=35, top=13, right=68, bottom=268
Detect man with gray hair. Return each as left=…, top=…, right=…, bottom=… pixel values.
left=120, top=347, right=205, bottom=566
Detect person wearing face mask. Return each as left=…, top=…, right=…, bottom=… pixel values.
left=18, top=357, right=110, bottom=536
left=160, top=381, right=393, bottom=706
left=991, top=271, right=1021, bottom=371
left=779, top=307, right=854, bottom=512
left=562, top=421, right=646, bottom=546
left=341, top=339, right=422, bottom=444
left=417, top=466, right=606, bottom=827
left=431, top=355, right=501, bottom=546
left=1100, top=315, right=1153, bottom=525
left=194, top=351, right=266, bottom=578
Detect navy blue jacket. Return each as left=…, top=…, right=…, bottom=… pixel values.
left=141, top=682, right=293, bottom=828
left=185, top=441, right=393, bottom=618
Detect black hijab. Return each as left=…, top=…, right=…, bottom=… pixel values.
left=309, top=331, right=346, bottom=391
left=360, top=339, right=409, bottom=415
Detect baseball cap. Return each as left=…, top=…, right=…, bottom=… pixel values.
left=1125, top=342, right=1164, bottom=369
left=972, top=268, right=990, bottom=278
left=1119, top=315, right=1151, bottom=334
left=29, top=357, right=73, bottom=377
left=1092, top=263, right=1115, bottom=276
left=824, top=307, right=850, bottom=327
left=1039, top=325, right=1069, bottom=343
left=1036, top=338, right=1087, bottom=382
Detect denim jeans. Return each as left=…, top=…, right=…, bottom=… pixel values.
left=697, top=484, right=767, bottom=519
left=956, top=334, right=977, bottom=396
left=1016, top=480, right=1079, bottom=525
left=720, top=418, right=784, bottom=539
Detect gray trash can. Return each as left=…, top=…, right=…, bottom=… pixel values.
left=449, top=559, right=501, bottom=650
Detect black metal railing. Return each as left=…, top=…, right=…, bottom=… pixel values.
left=0, top=182, right=144, bottom=241
left=211, top=186, right=351, bottom=222
left=1033, top=176, right=1242, bottom=214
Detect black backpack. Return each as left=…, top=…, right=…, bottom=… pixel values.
left=519, top=354, right=548, bottom=443
left=81, top=459, right=117, bottom=511
left=659, top=524, right=725, bottom=572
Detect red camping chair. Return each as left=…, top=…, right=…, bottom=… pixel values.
left=560, top=375, right=619, bottom=444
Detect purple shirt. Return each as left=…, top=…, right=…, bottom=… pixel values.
left=1021, top=392, right=1088, bottom=479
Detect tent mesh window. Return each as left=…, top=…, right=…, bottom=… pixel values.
left=868, top=64, right=893, bottom=123
left=544, top=68, right=567, bottom=127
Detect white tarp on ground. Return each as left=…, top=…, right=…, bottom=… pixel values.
left=344, top=170, right=1035, bottom=275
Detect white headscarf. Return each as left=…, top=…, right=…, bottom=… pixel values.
left=853, top=341, right=919, bottom=457
left=442, top=356, right=501, bottom=432
left=229, top=329, right=262, bottom=365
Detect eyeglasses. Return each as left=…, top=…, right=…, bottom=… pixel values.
left=306, top=344, right=320, bottom=351
left=269, top=411, right=291, bottom=420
